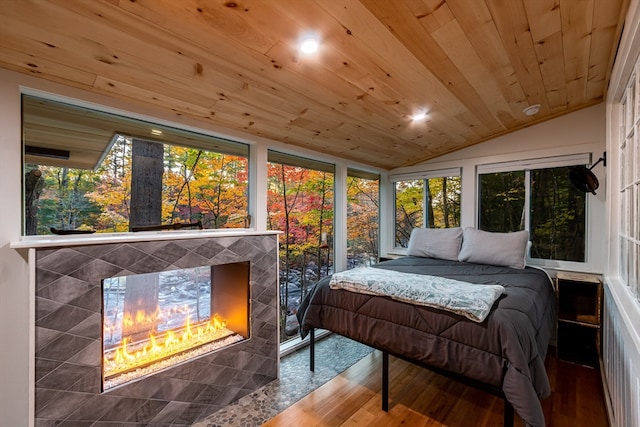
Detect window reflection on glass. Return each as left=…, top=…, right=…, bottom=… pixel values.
left=22, top=95, right=249, bottom=235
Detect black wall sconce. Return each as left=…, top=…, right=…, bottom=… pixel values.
left=569, top=152, right=606, bottom=195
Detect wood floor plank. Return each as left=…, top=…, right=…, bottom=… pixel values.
left=262, top=348, right=609, bottom=427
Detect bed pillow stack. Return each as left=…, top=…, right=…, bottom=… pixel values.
left=407, top=226, right=529, bottom=269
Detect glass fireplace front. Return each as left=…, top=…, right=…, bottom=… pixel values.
left=102, top=261, right=250, bottom=390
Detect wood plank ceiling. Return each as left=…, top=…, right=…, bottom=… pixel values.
left=0, top=0, right=629, bottom=170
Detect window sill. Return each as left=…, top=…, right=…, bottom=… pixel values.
left=280, top=329, right=332, bottom=357
left=11, top=229, right=281, bottom=249
left=527, top=258, right=601, bottom=275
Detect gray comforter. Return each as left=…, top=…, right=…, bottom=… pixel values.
left=297, top=256, right=555, bottom=427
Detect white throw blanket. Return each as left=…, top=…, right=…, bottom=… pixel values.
left=329, top=267, right=504, bottom=322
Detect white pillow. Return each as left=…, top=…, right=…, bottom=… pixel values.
left=458, top=227, right=529, bottom=269
left=407, top=227, right=463, bottom=261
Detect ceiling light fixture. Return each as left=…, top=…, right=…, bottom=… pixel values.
left=411, top=111, right=427, bottom=121
left=150, top=129, right=163, bottom=136
left=300, top=37, right=319, bottom=54
left=523, top=104, right=541, bottom=116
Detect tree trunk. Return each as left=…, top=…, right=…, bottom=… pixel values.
left=25, top=168, right=44, bottom=235
left=426, top=180, right=435, bottom=228
left=442, top=177, right=449, bottom=228
left=129, top=139, right=163, bottom=230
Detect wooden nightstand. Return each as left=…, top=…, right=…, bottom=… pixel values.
left=555, top=271, right=603, bottom=367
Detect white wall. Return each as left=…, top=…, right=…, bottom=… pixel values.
left=385, top=104, right=607, bottom=273
left=0, top=69, right=32, bottom=427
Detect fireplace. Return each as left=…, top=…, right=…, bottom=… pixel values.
left=26, top=232, right=279, bottom=426
left=102, top=261, right=250, bottom=390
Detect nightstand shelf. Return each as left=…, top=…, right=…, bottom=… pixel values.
left=555, top=271, right=602, bottom=368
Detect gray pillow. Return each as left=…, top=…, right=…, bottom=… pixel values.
left=407, top=227, right=463, bottom=261
left=458, top=227, right=529, bottom=269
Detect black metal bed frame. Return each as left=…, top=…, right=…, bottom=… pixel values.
left=308, top=329, right=515, bottom=427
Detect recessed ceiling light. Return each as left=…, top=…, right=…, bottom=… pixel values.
left=523, top=104, right=541, bottom=116
left=411, top=111, right=427, bottom=121
left=151, top=129, right=163, bottom=136
left=300, top=37, right=319, bottom=54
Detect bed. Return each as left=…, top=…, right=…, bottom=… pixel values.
left=296, top=227, right=556, bottom=427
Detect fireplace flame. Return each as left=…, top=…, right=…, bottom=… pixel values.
left=104, top=312, right=234, bottom=380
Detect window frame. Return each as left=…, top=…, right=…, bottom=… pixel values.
left=476, top=154, right=592, bottom=268
left=618, top=67, right=640, bottom=303
left=266, top=150, right=336, bottom=345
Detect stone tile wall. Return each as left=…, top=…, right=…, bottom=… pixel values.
left=33, top=234, right=279, bottom=426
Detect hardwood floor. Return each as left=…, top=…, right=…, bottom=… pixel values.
left=263, top=349, right=608, bottom=427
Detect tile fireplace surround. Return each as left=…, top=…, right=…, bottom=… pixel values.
left=13, top=230, right=280, bottom=426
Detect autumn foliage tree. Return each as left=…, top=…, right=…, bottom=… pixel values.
left=25, top=137, right=248, bottom=235
left=395, top=176, right=461, bottom=247
left=347, top=176, right=379, bottom=267
left=28, top=165, right=102, bottom=233
left=163, top=146, right=248, bottom=228
left=266, top=162, right=335, bottom=338
left=265, top=165, right=381, bottom=339
left=395, top=179, right=424, bottom=247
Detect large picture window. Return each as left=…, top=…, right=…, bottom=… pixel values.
left=266, top=151, right=334, bottom=343
left=346, top=169, right=379, bottom=269
left=478, top=157, right=588, bottom=262
left=22, top=95, right=249, bottom=235
left=392, top=169, right=461, bottom=248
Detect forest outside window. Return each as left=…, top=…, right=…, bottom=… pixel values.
left=347, top=169, right=379, bottom=269
left=266, top=151, right=334, bottom=343
left=478, top=155, right=589, bottom=263
left=392, top=169, right=461, bottom=248
left=22, top=95, right=249, bottom=235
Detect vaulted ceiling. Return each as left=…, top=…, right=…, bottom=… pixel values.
left=0, top=0, right=629, bottom=170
